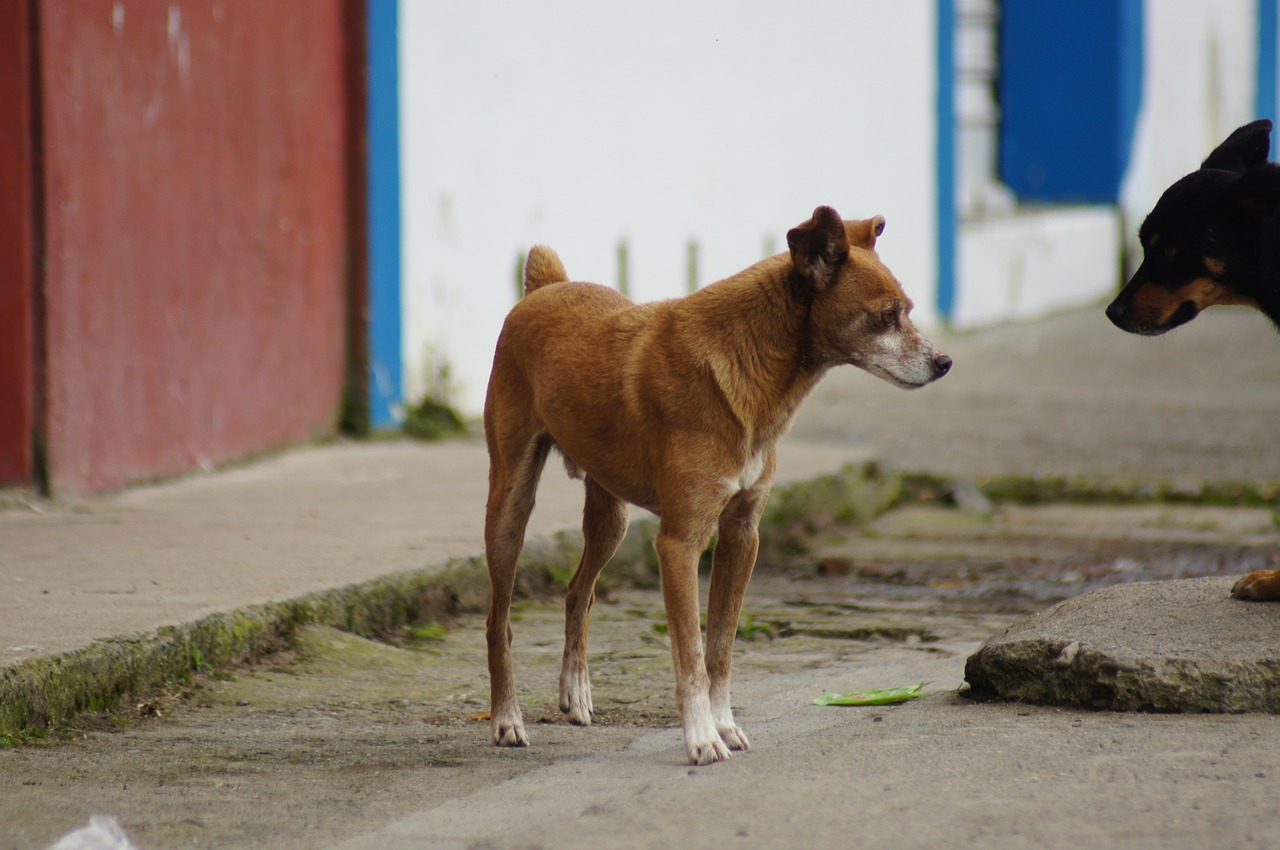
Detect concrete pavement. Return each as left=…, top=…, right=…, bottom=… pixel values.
left=330, top=644, right=1280, bottom=850
left=0, top=435, right=874, bottom=733
left=3, top=303, right=1279, bottom=728
left=4, top=302, right=1280, bottom=848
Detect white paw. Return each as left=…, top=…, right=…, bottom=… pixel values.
left=684, top=711, right=734, bottom=765
left=492, top=711, right=529, bottom=747
left=711, top=696, right=749, bottom=750
left=718, top=722, right=750, bottom=751
left=687, top=734, right=733, bottom=765
left=559, top=668, right=594, bottom=725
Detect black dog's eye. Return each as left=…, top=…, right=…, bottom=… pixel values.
left=1161, top=245, right=1178, bottom=260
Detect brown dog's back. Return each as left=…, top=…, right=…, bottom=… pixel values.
left=489, top=273, right=662, bottom=509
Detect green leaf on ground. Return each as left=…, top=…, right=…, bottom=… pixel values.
left=812, top=682, right=925, bottom=706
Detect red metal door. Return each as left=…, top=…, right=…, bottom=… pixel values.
left=0, top=0, right=37, bottom=487
left=37, top=0, right=353, bottom=494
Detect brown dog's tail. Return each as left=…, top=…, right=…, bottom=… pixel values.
left=524, top=245, right=568, bottom=294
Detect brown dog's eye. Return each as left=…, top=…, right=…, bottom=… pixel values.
left=881, top=310, right=897, bottom=327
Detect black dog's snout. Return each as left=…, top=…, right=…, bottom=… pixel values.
left=934, top=353, right=952, bottom=375
left=1105, top=298, right=1128, bottom=326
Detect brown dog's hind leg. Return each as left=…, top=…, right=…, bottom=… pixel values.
left=705, top=487, right=768, bottom=752
left=1232, top=569, right=1280, bottom=601
left=559, top=477, right=630, bottom=725
left=485, top=435, right=551, bottom=747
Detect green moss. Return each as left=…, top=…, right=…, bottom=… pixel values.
left=405, top=623, right=448, bottom=643
left=897, top=471, right=1280, bottom=510
left=403, top=398, right=468, bottom=441
left=760, top=461, right=903, bottom=560
left=736, top=612, right=779, bottom=642
left=976, top=474, right=1280, bottom=508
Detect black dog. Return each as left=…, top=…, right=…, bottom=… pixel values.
left=1106, top=119, right=1280, bottom=336
left=1107, top=120, right=1280, bottom=601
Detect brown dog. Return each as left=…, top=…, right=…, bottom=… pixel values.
left=483, top=206, right=951, bottom=765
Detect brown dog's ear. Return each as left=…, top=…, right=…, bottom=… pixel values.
left=787, top=206, right=850, bottom=291
left=844, top=215, right=886, bottom=250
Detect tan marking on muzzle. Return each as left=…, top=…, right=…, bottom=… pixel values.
left=1130, top=277, right=1257, bottom=324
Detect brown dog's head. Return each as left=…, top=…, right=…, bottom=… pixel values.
left=787, top=206, right=951, bottom=388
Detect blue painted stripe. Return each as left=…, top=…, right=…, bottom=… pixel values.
left=935, top=0, right=956, bottom=321
left=367, top=0, right=403, bottom=429
left=1258, top=0, right=1278, bottom=152
left=1118, top=0, right=1144, bottom=180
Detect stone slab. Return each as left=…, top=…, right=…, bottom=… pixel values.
left=964, top=577, right=1280, bottom=712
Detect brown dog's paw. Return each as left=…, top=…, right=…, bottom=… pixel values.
left=688, top=737, right=733, bottom=766
left=1231, top=569, right=1280, bottom=601
left=558, top=667, right=594, bottom=726
left=717, top=723, right=750, bottom=752
left=491, top=711, right=530, bottom=747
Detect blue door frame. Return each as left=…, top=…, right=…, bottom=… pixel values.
left=935, top=0, right=956, bottom=322
left=366, top=0, right=403, bottom=429
left=1259, top=0, right=1279, bottom=137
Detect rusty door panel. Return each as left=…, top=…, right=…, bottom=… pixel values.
left=39, top=0, right=350, bottom=494
left=0, top=0, right=37, bottom=485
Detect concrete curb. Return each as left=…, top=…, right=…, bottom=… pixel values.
left=6, top=460, right=1276, bottom=739
left=901, top=472, right=1280, bottom=508
left=1, top=550, right=473, bottom=738
left=0, top=537, right=582, bottom=740
left=0, top=461, right=903, bottom=739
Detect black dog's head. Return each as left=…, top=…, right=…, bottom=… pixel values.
left=1107, top=119, right=1277, bottom=335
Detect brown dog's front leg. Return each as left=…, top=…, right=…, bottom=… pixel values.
left=705, top=489, right=767, bottom=752
left=656, top=520, right=730, bottom=765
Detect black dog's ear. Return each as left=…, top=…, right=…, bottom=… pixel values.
left=1202, top=119, right=1273, bottom=172
left=787, top=206, right=850, bottom=291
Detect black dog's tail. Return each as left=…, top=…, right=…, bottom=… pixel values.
left=524, top=245, right=568, bottom=294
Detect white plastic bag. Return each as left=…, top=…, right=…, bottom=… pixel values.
left=48, top=816, right=140, bottom=850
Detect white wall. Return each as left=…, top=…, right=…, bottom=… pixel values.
left=399, top=0, right=1270, bottom=415
left=1121, top=0, right=1260, bottom=268
left=955, top=207, right=1120, bottom=328
left=399, top=0, right=939, bottom=415
left=953, top=0, right=1263, bottom=329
